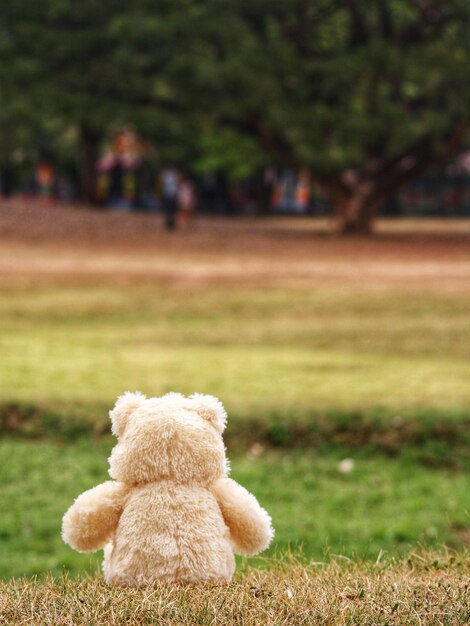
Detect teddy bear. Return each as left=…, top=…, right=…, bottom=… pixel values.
left=62, top=391, right=273, bottom=585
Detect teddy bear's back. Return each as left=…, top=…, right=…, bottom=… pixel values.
left=103, top=481, right=235, bottom=585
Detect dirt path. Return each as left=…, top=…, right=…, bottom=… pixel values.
left=1, top=200, right=470, bottom=289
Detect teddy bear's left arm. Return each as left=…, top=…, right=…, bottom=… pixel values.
left=211, top=478, right=274, bottom=556
left=62, top=481, right=130, bottom=553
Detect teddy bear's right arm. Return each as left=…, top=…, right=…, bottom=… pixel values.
left=211, top=478, right=274, bottom=556
left=62, top=481, right=130, bottom=553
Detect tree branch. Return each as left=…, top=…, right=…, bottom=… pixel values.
left=370, top=123, right=468, bottom=199
left=346, top=0, right=369, bottom=48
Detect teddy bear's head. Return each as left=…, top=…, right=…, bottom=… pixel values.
left=107, top=391, right=228, bottom=485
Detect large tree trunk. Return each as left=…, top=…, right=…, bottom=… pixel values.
left=324, top=179, right=385, bottom=235
left=333, top=191, right=384, bottom=235
left=78, top=125, right=101, bottom=205
left=323, top=124, right=467, bottom=235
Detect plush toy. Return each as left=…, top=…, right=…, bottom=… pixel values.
left=62, top=392, right=273, bottom=585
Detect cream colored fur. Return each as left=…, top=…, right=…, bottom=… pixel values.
left=62, top=392, right=273, bottom=585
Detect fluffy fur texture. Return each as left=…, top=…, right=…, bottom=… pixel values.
left=62, top=392, right=273, bottom=586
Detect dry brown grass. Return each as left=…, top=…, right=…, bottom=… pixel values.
left=1, top=551, right=468, bottom=625
left=2, top=201, right=470, bottom=292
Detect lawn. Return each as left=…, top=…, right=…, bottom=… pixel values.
left=1, top=438, right=469, bottom=580
left=2, top=551, right=469, bottom=625
left=2, top=284, right=470, bottom=416
left=0, top=208, right=469, bottom=586
left=0, top=280, right=469, bottom=580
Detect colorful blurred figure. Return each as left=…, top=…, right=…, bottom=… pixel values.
left=177, top=177, right=197, bottom=228
left=36, top=162, right=55, bottom=201
left=272, top=168, right=311, bottom=213
left=296, top=169, right=311, bottom=212
left=97, top=131, right=138, bottom=210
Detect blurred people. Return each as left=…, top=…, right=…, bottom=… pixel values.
left=160, top=166, right=180, bottom=230
left=97, top=132, right=138, bottom=210
left=271, top=177, right=283, bottom=211
left=56, top=176, right=74, bottom=202
left=271, top=169, right=311, bottom=213
left=260, top=166, right=277, bottom=213
left=107, top=157, right=126, bottom=208
left=296, top=169, right=311, bottom=212
left=0, top=159, right=17, bottom=197
left=134, top=141, right=159, bottom=211
left=177, top=176, right=197, bottom=227
left=36, top=162, right=56, bottom=202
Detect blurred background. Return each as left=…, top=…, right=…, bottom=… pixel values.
left=0, top=0, right=469, bottom=578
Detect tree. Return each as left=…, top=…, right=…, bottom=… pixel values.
left=1, top=1, right=469, bottom=230
left=0, top=0, right=196, bottom=201
left=167, top=0, right=470, bottom=232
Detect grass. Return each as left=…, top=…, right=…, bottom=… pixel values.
left=1, top=283, right=469, bottom=580
left=1, top=284, right=470, bottom=416
left=1, top=226, right=469, bottom=620
left=0, top=551, right=468, bottom=625
left=0, top=438, right=468, bottom=579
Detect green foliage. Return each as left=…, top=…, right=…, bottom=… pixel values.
left=195, top=128, right=267, bottom=180
left=1, top=0, right=469, bottom=196
left=167, top=0, right=470, bottom=173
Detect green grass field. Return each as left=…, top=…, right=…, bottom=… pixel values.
left=2, top=284, right=470, bottom=413
left=1, top=438, right=469, bottom=580
left=1, top=278, right=469, bottom=580
left=1, top=212, right=470, bottom=587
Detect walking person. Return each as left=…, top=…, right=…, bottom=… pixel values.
left=160, top=166, right=180, bottom=230
left=177, top=176, right=196, bottom=228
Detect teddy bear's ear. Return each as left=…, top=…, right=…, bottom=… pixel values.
left=189, top=393, right=227, bottom=433
left=109, top=391, right=146, bottom=437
